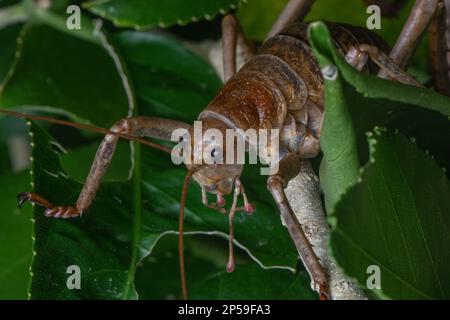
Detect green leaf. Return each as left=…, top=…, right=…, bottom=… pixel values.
left=0, top=23, right=22, bottom=83
left=306, top=23, right=360, bottom=212
left=237, top=0, right=430, bottom=81
left=27, top=119, right=299, bottom=299
left=330, top=129, right=450, bottom=299
left=0, top=23, right=130, bottom=127
left=28, top=122, right=142, bottom=299
left=113, top=30, right=223, bottom=123
left=60, top=140, right=132, bottom=182
left=135, top=235, right=225, bottom=300
left=303, top=0, right=431, bottom=71
left=191, top=266, right=316, bottom=300
left=14, top=21, right=302, bottom=300
left=388, top=108, right=450, bottom=175
left=236, top=0, right=289, bottom=41
left=308, top=22, right=450, bottom=118
left=0, top=171, right=32, bottom=300
left=307, top=22, right=450, bottom=211
left=135, top=234, right=316, bottom=300
left=83, top=0, right=241, bottom=29
left=24, top=26, right=301, bottom=295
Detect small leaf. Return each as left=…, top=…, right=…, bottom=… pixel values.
left=83, top=0, right=241, bottom=29
left=330, top=130, right=450, bottom=299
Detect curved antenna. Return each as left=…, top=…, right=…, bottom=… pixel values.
left=0, top=109, right=172, bottom=154
left=226, top=182, right=239, bottom=273
left=179, top=170, right=193, bottom=300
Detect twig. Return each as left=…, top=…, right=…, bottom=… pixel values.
left=284, top=160, right=367, bottom=300
left=267, top=0, right=315, bottom=39
left=383, top=0, right=440, bottom=70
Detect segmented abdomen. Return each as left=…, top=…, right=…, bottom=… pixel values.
left=200, top=22, right=388, bottom=153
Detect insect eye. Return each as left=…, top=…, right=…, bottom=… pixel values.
left=211, top=147, right=222, bottom=160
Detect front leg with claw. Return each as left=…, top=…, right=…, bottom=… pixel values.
left=18, top=117, right=190, bottom=218
left=18, top=192, right=80, bottom=219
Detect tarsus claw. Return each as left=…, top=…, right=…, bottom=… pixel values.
left=17, top=192, right=30, bottom=209
left=318, top=283, right=331, bottom=300
left=16, top=192, right=80, bottom=219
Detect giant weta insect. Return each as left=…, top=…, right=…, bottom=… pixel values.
left=0, top=0, right=448, bottom=300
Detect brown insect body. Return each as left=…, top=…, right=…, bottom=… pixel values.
left=192, top=22, right=388, bottom=192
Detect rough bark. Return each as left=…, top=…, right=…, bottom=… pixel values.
left=285, top=160, right=367, bottom=300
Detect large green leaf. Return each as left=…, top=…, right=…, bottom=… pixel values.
left=236, top=0, right=289, bottom=41
left=60, top=140, right=132, bottom=182
left=83, top=0, right=241, bottom=29
left=24, top=28, right=301, bottom=299
left=330, top=130, right=450, bottom=299
left=135, top=234, right=315, bottom=300
left=113, top=31, right=223, bottom=123
left=0, top=23, right=130, bottom=128
left=0, top=172, right=32, bottom=299
left=0, top=23, right=22, bottom=82
left=308, top=22, right=450, bottom=118
left=27, top=120, right=299, bottom=299
left=135, top=235, right=224, bottom=300
left=191, top=265, right=316, bottom=300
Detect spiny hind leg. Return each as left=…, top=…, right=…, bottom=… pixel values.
left=221, top=14, right=255, bottom=81
left=267, top=153, right=330, bottom=300
left=345, top=44, right=423, bottom=87
left=346, top=0, right=441, bottom=86
left=267, top=0, right=315, bottom=39
left=19, top=117, right=190, bottom=218
left=382, top=0, right=440, bottom=71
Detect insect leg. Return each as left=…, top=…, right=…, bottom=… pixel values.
left=201, top=188, right=227, bottom=213
left=429, top=0, right=450, bottom=96
left=267, top=153, right=330, bottom=300
left=19, top=117, right=190, bottom=218
left=380, top=0, right=440, bottom=72
left=345, top=44, right=423, bottom=87
left=222, top=14, right=254, bottom=81
left=267, top=0, right=315, bottom=39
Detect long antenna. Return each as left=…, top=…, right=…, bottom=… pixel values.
left=0, top=109, right=172, bottom=154
left=179, top=170, right=193, bottom=300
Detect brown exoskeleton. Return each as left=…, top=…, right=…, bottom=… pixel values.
left=1, top=0, right=447, bottom=300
